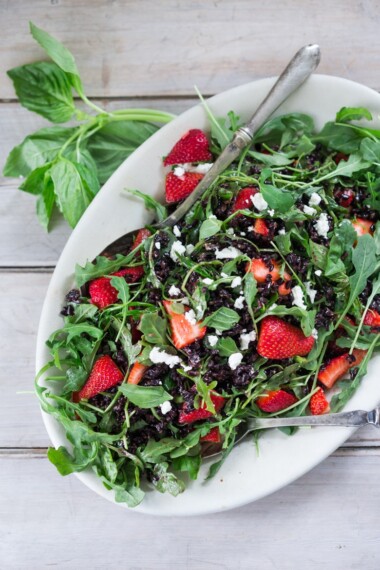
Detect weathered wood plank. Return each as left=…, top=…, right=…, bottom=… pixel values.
left=1, top=453, right=380, bottom=568
left=1, top=1, right=380, bottom=99
left=1, top=272, right=379, bottom=448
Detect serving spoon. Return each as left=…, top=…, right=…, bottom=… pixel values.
left=98, top=43, right=321, bottom=259
left=201, top=406, right=380, bottom=458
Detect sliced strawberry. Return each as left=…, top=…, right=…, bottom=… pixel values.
left=127, top=362, right=148, bottom=385
left=179, top=392, right=225, bottom=424
left=333, top=187, right=355, bottom=207
left=253, top=218, right=270, bottom=237
left=257, top=316, right=315, bottom=359
left=163, top=300, right=206, bottom=349
left=163, top=129, right=212, bottom=166
left=200, top=426, right=222, bottom=443
left=318, top=349, right=367, bottom=389
left=232, top=187, right=258, bottom=213
left=246, top=258, right=281, bottom=283
left=364, top=309, right=380, bottom=327
left=256, top=389, right=298, bottom=413
left=89, top=266, right=144, bottom=309
left=309, top=387, right=330, bottom=415
left=73, top=355, right=123, bottom=402
left=352, top=218, right=373, bottom=237
left=165, top=171, right=203, bottom=204
left=131, top=228, right=151, bottom=250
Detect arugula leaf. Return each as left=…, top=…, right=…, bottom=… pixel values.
left=216, top=337, right=239, bottom=357
left=119, top=384, right=172, bottom=408
left=113, top=484, right=145, bottom=507
left=62, top=367, right=88, bottom=392
left=141, top=438, right=183, bottom=463
left=360, top=138, right=380, bottom=163
left=312, top=122, right=364, bottom=153
left=259, top=183, right=295, bottom=212
left=127, top=188, right=167, bottom=222
left=139, top=312, right=167, bottom=345
left=7, top=62, right=75, bottom=123
left=47, top=445, right=97, bottom=475
left=266, top=306, right=316, bottom=336
left=111, top=317, right=141, bottom=366
left=336, top=107, right=373, bottom=123
left=203, top=307, right=240, bottom=331
left=171, top=454, right=201, bottom=480
left=151, top=462, right=185, bottom=496
left=75, top=252, right=139, bottom=288
left=199, top=217, right=222, bottom=240
left=309, top=241, right=328, bottom=270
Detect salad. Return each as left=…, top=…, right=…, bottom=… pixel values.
left=37, top=105, right=380, bottom=507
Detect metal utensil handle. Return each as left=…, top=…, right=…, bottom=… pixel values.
left=157, top=44, right=320, bottom=229
left=248, top=408, right=380, bottom=431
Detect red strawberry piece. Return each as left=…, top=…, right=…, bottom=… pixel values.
left=131, top=228, right=151, bottom=250
left=318, top=349, right=367, bottom=389
left=256, top=389, right=298, bottom=413
left=309, top=388, right=330, bottom=415
left=246, top=258, right=281, bottom=283
left=333, top=187, right=355, bottom=208
left=364, top=309, right=380, bottom=327
left=253, top=218, right=270, bottom=237
left=257, top=316, right=315, bottom=359
left=179, top=392, right=225, bottom=424
left=333, top=152, right=348, bottom=164
left=89, top=267, right=144, bottom=309
left=232, top=187, right=258, bottom=213
left=73, top=355, right=123, bottom=402
left=200, top=426, right=222, bottom=443
left=126, top=362, right=148, bottom=385
left=163, top=129, right=212, bottom=166
left=352, top=218, right=373, bottom=237
left=163, top=300, right=206, bottom=349
left=165, top=171, right=203, bottom=204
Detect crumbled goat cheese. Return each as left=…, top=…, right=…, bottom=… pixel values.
left=292, top=285, right=307, bottom=310
left=168, top=285, right=181, bottom=296
left=309, top=192, right=322, bottom=206
left=170, top=240, right=186, bottom=261
left=305, top=282, right=317, bottom=303
left=184, top=309, right=197, bottom=325
left=215, top=247, right=242, bottom=259
left=251, top=193, right=268, bottom=211
left=216, top=330, right=222, bottom=336
left=228, top=352, right=243, bottom=370
left=155, top=242, right=161, bottom=250
left=182, top=364, right=192, bottom=372
left=160, top=401, right=172, bottom=415
left=150, top=347, right=181, bottom=368
left=181, top=297, right=190, bottom=305
left=226, top=227, right=235, bottom=235
left=173, top=166, right=186, bottom=177
left=221, top=272, right=228, bottom=278
left=239, top=331, right=257, bottom=350
left=315, top=269, right=322, bottom=277
left=314, top=213, right=330, bottom=238
left=202, top=278, right=213, bottom=285
left=186, top=244, right=195, bottom=254
left=208, top=214, right=217, bottom=219
left=240, top=231, right=246, bottom=236
left=278, top=228, right=286, bottom=235
left=268, top=209, right=275, bottom=217
left=173, top=225, right=181, bottom=237
left=234, top=296, right=245, bottom=309
left=180, top=162, right=213, bottom=174
left=207, top=335, right=219, bottom=347
left=303, top=205, right=317, bottom=216
left=312, top=328, right=319, bottom=339
left=268, top=303, right=278, bottom=312
left=231, top=276, right=242, bottom=288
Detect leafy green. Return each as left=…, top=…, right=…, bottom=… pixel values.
left=139, top=312, right=167, bottom=345
left=152, top=463, right=185, bottom=496
left=199, top=217, right=222, bottom=240
left=127, top=188, right=167, bottom=222
left=118, top=384, right=172, bottom=408
left=203, top=307, right=240, bottom=331
left=216, top=337, right=239, bottom=356
left=259, top=183, right=295, bottom=212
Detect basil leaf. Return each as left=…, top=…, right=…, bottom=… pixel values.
left=36, top=175, right=55, bottom=230
left=199, top=217, right=222, bottom=240
left=30, top=22, right=80, bottom=77
left=336, top=107, right=373, bottom=123
left=259, top=183, right=295, bottom=212
left=19, top=162, right=52, bottom=195
left=216, top=336, right=239, bottom=357
left=128, top=188, right=167, bottom=222
left=119, top=384, right=172, bottom=408
left=7, top=61, right=75, bottom=123
left=203, top=307, right=240, bottom=331
left=139, top=312, right=167, bottom=345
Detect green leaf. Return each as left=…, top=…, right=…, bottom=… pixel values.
left=323, top=154, right=369, bottom=180
left=47, top=444, right=97, bottom=475
left=255, top=113, right=315, bottom=146
left=259, top=184, right=295, bottom=213
left=310, top=241, right=328, bottom=270
left=140, top=438, right=183, bottom=463
left=3, top=126, right=76, bottom=177
left=312, top=122, right=364, bottom=153
left=68, top=303, right=98, bottom=323
left=203, top=307, right=240, bottom=331
left=36, top=175, right=55, bottom=230
left=62, top=367, right=88, bottom=392
left=360, top=138, right=380, bottom=163
left=139, top=312, right=167, bottom=345
left=87, top=121, right=158, bottom=184
left=250, top=150, right=292, bottom=167
left=172, top=454, right=201, bottom=480
left=244, top=272, right=258, bottom=313
left=267, top=305, right=316, bottom=336
left=50, top=323, right=103, bottom=343
left=216, top=336, right=239, bottom=356
left=30, top=22, right=80, bottom=77
left=336, top=107, right=373, bottom=123
left=100, top=447, right=118, bottom=483
left=374, top=222, right=380, bottom=255
left=110, top=276, right=130, bottom=305
left=111, top=317, right=141, bottom=366
left=128, top=188, right=167, bottom=222
left=199, top=217, right=222, bottom=240
left=19, top=162, right=52, bottom=195
left=118, top=384, right=172, bottom=408
left=51, top=158, right=96, bottom=227
left=7, top=62, right=75, bottom=123
left=114, top=484, right=145, bottom=507
left=152, top=462, right=185, bottom=496
left=75, top=251, right=139, bottom=288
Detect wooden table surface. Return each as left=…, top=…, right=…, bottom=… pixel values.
left=1, top=1, right=380, bottom=568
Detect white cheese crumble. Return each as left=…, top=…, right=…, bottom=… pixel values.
left=226, top=227, right=235, bottom=236
left=184, top=309, right=197, bottom=325
left=315, top=269, right=322, bottom=277
left=267, top=303, right=278, bottom=312
left=173, top=166, right=185, bottom=178
left=231, top=276, right=242, bottom=288
left=292, top=285, right=307, bottom=310
left=181, top=296, right=190, bottom=305
left=221, top=272, right=228, bottom=278
left=303, top=205, right=317, bottom=216
left=160, top=401, right=172, bottom=415
left=207, top=335, right=219, bottom=347
left=155, top=242, right=161, bottom=250
left=180, top=162, right=213, bottom=174
left=182, top=364, right=192, bottom=372
left=278, top=228, right=286, bottom=235
left=239, top=330, right=257, bottom=350
left=170, top=240, right=186, bottom=261
left=202, top=278, right=214, bottom=285
left=234, top=296, right=245, bottom=309
left=186, top=244, right=195, bottom=255
left=251, top=193, right=268, bottom=211
left=208, top=214, right=217, bottom=219
left=168, top=284, right=181, bottom=296
left=314, top=213, right=330, bottom=239
left=312, top=328, right=319, bottom=340
left=150, top=347, right=181, bottom=368
left=228, top=352, right=243, bottom=370
left=173, top=225, right=181, bottom=237
left=268, top=209, right=275, bottom=217
left=305, top=282, right=317, bottom=304
left=215, top=247, right=242, bottom=260
left=240, top=231, right=246, bottom=236
left=309, top=192, right=322, bottom=206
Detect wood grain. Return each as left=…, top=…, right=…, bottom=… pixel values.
left=1, top=1, right=380, bottom=99
left=1, top=452, right=380, bottom=568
